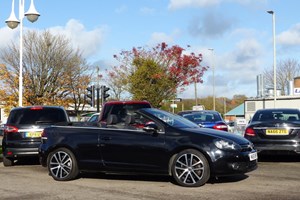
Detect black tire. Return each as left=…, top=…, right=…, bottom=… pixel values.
left=47, top=148, right=79, bottom=181
left=3, top=157, right=14, bottom=167
left=171, top=149, right=210, bottom=187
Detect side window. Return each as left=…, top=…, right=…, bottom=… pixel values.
left=287, top=115, right=298, bottom=121
left=123, top=113, right=163, bottom=132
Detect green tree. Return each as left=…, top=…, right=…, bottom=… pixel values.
left=129, top=58, right=176, bottom=107
left=108, top=43, right=208, bottom=107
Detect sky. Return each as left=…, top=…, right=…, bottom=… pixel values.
left=0, top=0, right=299, bottom=100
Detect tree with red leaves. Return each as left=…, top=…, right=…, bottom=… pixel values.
left=107, top=42, right=208, bottom=107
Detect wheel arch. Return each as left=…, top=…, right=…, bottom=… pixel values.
left=168, top=145, right=213, bottom=176
left=46, top=144, right=78, bottom=165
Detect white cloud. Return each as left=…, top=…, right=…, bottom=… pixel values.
left=140, top=7, right=156, bottom=15
left=233, top=38, right=263, bottom=64
left=0, top=26, right=19, bottom=50
left=48, top=19, right=108, bottom=58
left=148, top=32, right=174, bottom=46
left=168, top=0, right=267, bottom=10
left=0, top=20, right=108, bottom=64
left=216, top=39, right=264, bottom=97
left=188, top=12, right=235, bottom=39
left=277, top=23, right=300, bottom=46
left=115, top=5, right=128, bottom=14
left=168, top=0, right=220, bottom=10
left=178, top=39, right=265, bottom=99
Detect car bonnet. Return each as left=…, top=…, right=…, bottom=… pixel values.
left=184, top=127, right=249, bottom=144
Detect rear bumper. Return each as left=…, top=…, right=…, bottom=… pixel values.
left=245, top=136, right=300, bottom=154
left=3, top=147, right=39, bottom=158
left=255, top=143, right=300, bottom=154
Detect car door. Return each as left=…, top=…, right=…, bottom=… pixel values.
left=99, top=127, right=168, bottom=173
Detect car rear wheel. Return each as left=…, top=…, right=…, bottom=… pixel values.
left=171, top=149, right=210, bottom=187
left=47, top=148, right=79, bottom=181
left=3, top=157, right=14, bottom=167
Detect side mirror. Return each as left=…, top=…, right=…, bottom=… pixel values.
left=143, top=123, right=158, bottom=134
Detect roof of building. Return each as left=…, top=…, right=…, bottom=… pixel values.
left=225, top=103, right=244, bottom=116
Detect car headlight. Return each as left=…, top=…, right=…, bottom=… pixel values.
left=214, top=139, right=241, bottom=151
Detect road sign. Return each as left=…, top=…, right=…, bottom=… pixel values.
left=192, top=105, right=205, bottom=111
left=170, top=103, right=177, bottom=108
left=174, top=98, right=182, bottom=102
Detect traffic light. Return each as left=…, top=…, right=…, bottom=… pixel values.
left=101, top=85, right=110, bottom=103
left=86, top=85, right=95, bottom=107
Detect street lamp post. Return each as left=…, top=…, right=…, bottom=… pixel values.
left=5, top=0, right=40, bottom=107
left=208, top=48, right=215, bottom=110
left=194, top=81, right=198, bottom=106
left=267, top=10, right=276, bottom=108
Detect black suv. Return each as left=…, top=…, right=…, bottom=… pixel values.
left=2, top=106, right=70, bottom=166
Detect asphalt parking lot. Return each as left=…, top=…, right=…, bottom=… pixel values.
left=0, top=154, right=299, bottom=200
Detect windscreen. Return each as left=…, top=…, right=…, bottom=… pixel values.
left=183, top=112, right=222, bottom=123
left=252, top=109, right=300, bottom=122
left=143, top=108, right=199, bottom=129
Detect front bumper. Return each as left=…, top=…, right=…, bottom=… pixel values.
left=209, top=150, right=258, bottom=176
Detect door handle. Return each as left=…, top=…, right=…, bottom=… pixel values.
left=101, top=136, right=112, bottom=141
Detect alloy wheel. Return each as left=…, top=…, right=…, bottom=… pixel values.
left=174, top=152, right=206, bottom=186
left=49, top=150, right=73, bottom=179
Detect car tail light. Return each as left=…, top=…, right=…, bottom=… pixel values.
left=245, top=127, right=256, bottom=136
left=213, top=123, right=228, bottom=131
left=4, top=125, right=18, bottom=133
left=41, top=130, right=48, bottom=140
left=30, top=106, right=43, bottom=110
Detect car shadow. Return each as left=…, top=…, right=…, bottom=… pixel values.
left=258, top=154, right=300, bottom=162
left=81, top=172, right=172, bottom=184
left=80, top=172, right=249, bottom=186
left=10, top=157, right=40, bottom=166
left=208, top=174, right=249, bottom=184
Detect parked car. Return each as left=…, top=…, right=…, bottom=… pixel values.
left=177, top=110, right=228, bottom=131
left=244, top=108, right=300, bottom=155
left=80, top=113, right=99, bottom=126
left=39, top=108, right=257, bottom=187
left=227, top=121, right=235, bottom=133
left=2, top=106, right=70, bottom=166
left=87, top=113, right=99, bottom=123
left=0, top=124, right=4, bottom=136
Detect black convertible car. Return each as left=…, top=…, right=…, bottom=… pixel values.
left=39, top=108, right=257, bottom=187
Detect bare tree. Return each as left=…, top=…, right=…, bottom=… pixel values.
left=104, top=66, right=130, bottom=100
left=264, top=58, right=300, bottom=95
left=0, top=30, right=93, bottom=114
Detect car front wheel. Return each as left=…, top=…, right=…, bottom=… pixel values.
left=171, top=149, right=210, bottom=187
left=47, top=148, right=79, bottom=181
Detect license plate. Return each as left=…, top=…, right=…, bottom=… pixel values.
left=249, top=152, right=258, bottom=161
left=266, top=129, right=288, bottom=135
left=25, top=131, right=42, bottom=138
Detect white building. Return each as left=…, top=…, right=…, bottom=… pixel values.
left=244, top=95, right=300, bottom=122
